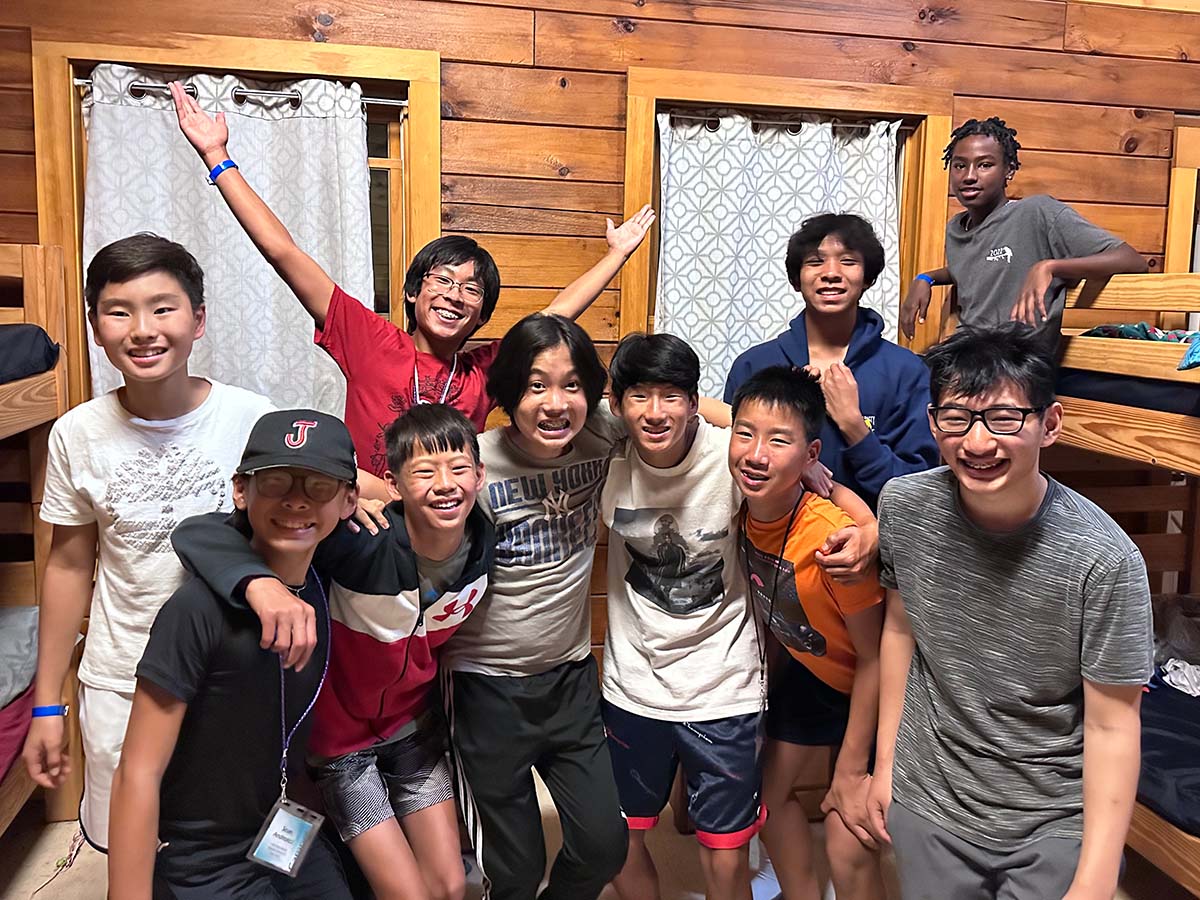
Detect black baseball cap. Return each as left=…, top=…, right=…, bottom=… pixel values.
left=236, top=409, right=358, bottom=482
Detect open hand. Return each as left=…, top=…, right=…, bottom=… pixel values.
left=170, top=81, right=229, bottom=166
left=1010, top=259, right=1056, bottom=327
left=607, top=204, right=656, bottom=258
left=348, top=498, right=389, bottom=536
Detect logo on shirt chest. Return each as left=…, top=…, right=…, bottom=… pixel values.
left=985, top=246, right=1014, bottom=264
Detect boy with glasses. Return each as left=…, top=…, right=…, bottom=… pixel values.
left=170, top=82, right=654, bottom=479
left=868, top=323, right=1153, bottom=900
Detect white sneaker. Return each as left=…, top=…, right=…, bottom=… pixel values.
left=751, top=852, right=782, bottom=900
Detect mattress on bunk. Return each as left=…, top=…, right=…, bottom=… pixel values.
left=0, top=324, right=59, bottom=385
left=1139, top=681, right=1200, bottom=837
left=1057, top=368, right=1200, bottom=417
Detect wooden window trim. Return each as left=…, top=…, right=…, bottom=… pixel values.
left=30, top=33, right=441, bottom=407
left=1166, top=125, right=1200, bottom=273
left=620, top=66, right=953, bottom=351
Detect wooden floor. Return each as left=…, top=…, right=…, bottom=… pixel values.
left=1, top=786, right=1196, bottom=900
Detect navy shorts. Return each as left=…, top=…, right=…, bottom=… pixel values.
left=601, top=699, right=765, bottom=849
left=766, top=655, right=851, bottom=747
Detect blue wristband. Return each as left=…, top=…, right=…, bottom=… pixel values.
left=915, top=273, right=936, bottom=286
left=32, top=704, right=68, bottom=718
left=208, top=159, right=238, bottom=184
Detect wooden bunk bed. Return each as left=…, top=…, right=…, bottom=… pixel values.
left=0, top=242, right=82, bottom=837
left=1054, top=272, right=1200, bottom=897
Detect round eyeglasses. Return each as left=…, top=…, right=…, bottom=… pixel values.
left=928, top=406, right=1047, bottom=436
left=424, top=272, right=484, bottom=304
left=250, top=470, right=346, bottom=503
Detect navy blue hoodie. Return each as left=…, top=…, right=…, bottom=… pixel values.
left=723, top=308, right=938, bottom=510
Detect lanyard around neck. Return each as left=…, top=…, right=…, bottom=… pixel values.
left=741, top=493, right=805, bottom=678
left=277, top=567, right=329, bottom=799
left=412, top=353, right=458, bottom=407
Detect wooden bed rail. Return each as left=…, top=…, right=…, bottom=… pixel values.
left=1061, top=273, right=1200, bottom=384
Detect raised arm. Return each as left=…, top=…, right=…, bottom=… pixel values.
left=23, top=523, right=97, bottom=789
left=867, top=588, right=915, bottom=844
left=107, top=682, right=187, bottom=900
left=1063, top=681, right=1143, bottom=900
left=170, top=81, right=336, bottom=327
left=542, top=205, right=655, bottom=321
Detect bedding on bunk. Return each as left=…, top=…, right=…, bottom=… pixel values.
left=1056, top=368, right=1200, bottom=416
left=0, top=324, right=59, bottom=385
left=0, top=607, right=39, bottom=780
left=1077, top=321, right=1200, bottom=371
left=1139, top=677, right=1200, bottom=837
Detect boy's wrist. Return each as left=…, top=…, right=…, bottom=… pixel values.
left=201, top=148, right=231, bottom=169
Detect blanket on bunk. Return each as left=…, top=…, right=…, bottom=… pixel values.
left=1079, top=322, right=1200, bottom=370
left=1139, top=677, right=1200, bottom=837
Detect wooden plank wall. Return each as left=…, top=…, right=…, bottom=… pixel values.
left=2, top=0, right=1198, bottom=354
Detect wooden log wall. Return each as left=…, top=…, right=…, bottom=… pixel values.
left=4, top=0, right=1200, bottom=667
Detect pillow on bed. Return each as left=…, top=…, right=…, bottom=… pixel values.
left=0, top=607, right=39, bottom=709
left=0, top=324, right=59, bottom=385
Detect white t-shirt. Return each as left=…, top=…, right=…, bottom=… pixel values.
left=40, top=380, right=274, bottom=692
left=600, top=420, right=760, bottom=721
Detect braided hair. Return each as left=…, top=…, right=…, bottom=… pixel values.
left=943, top=117, right=1021, bottom=171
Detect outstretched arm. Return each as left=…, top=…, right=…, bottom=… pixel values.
left=1011, top=243, right=1147, bottom=327
left=542, top=205, right=655, bottom=321
left=170, top=81, right=336, bottom=328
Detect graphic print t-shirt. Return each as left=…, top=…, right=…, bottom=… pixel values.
left=40, top=380, right=273, bottom=691
left=742, top=494, right=883, bottom=695
left=316, top=285, right=499, bottom=476
left=444, top=408, right=623, bottom=676
left=601, top=421, right=759, bottom=720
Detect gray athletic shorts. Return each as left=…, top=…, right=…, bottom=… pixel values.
left=310, top=724, right=454, bottom=842
left=888, top=802, right=1081, bottom=900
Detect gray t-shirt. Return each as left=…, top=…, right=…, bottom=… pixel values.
left=443, top=407, right=623, bottom=676
left=945, top=194, right=1123, bottom=342
left=877, top=467, right=1153, bottom=851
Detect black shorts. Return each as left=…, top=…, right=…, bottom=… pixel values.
left=601, top=699, right=765, bottom=849
left=766, top=655, right=851, bottom=747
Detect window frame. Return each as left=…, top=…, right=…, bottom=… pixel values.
left=31, top=33, right=441, bottom=406
left=620, top=66, right=953, bottom=351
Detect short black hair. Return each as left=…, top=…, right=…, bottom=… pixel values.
left=924, top=322, right=1056, bottom=408
left=487, top=313, right=607, bottom=418
left=608, top=332, right=700, bottom=402
left=84, top=233, right=204, bottom=314
left=731, top=365, right=826, bottom=441
left=385, top=403, right=481, bottom=474
left=403, top=235, right=501, bottom=333
left=785, top=213, right=886, bottom=289
left=944, top=116, right=1022, bottom=171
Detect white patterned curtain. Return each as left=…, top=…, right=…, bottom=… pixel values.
left=656, top=112, right=901, bottom=397
left=82, top=64, right=373, bottom=412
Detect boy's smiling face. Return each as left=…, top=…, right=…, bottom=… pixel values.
left=234, top=467, right=356, bottom=557
left=385, top=443, right=485, bottom=537
left=949, top=133, right=1012, bottom=214
left=612, top=382, right=698, bottom=468
left=409, top=259, right=487, bottom=349
left=90, top=270, right=205, bottom=385
left=508, top=343, right=590, bottom=460
left=795, top=234, right=866, bottom=317
left=729, top=399, right=820, bottom=519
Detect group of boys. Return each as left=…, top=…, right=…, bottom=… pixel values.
left=19, top=95, right=1154, bottom=900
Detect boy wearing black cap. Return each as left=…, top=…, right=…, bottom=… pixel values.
left=108, top=409, right=359, bottom=900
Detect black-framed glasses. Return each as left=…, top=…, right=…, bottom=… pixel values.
left=928, top=405, right=1047, bottom=436
left=251, top=470, right=346, bottom=503
left=423, top=272, right=484, bottom=304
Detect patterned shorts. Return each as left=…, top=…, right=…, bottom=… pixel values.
left=310, top=725, right=454, bottom=842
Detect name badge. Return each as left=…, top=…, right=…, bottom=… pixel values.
left=247, top=797, right=324, bottom=877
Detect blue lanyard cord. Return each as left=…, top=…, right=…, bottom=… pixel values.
left=277, top=567, right=330, bottom=798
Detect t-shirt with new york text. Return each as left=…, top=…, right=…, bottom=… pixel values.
left=443, top=407, right=623, bottom=676
left=316, top=285, right=499, bottom=476
left=39, top=380, right=273, bottom=692
left=877, top=467, right=1153, bottom=850
left=601, top=420, right=759, bottom=721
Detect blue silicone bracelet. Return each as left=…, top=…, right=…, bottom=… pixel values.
left=208, top=159, right=238, bottom=183
left=32, top=704, right=68, bottom=718
left=915, top=273, right=936, bottom=286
